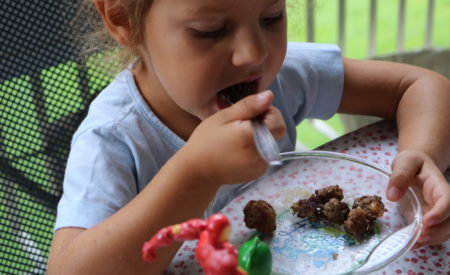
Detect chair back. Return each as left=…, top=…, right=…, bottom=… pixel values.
left=0, top=1, right=111, bottom=273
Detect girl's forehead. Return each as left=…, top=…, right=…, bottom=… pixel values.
left=152, top=0, right=284, bottom=13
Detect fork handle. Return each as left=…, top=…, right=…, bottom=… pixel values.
left=251, top=118, right=282, bottom=166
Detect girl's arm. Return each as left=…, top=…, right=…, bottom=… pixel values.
left=48, top=152, right=220, bottom=275
left=339, top=58, right=450, bottom=169
left=339, top=58, right=450, bottom=246
left=48, top=91, right=284, bottom=275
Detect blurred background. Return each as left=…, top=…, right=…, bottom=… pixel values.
left=289, top=0, right=450, bottom=149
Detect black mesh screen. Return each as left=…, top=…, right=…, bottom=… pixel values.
left=0, top=0, right=113, bottom=273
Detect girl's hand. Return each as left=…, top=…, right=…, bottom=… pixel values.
left=180, top=90, right=286, bottom=187
left=387, top=150, right=450, bottom=247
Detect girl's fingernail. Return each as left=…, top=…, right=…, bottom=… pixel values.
left=256, top=90, right=270, bottom=102
left=387, top=187, right=401, bottom=200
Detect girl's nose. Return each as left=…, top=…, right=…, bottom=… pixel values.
left=231, top=28, right=268, bottom=67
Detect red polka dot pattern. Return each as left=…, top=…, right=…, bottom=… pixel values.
left=167, top=121, right=450, bottom=274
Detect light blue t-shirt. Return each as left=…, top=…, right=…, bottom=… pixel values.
left=54, top=42, right=344, bottom=230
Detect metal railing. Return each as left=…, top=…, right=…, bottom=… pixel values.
left=304, top=0, right=438, bottom=58
left=297, top=0, right=449, bottom=149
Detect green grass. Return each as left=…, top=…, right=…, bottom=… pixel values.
left=288, top=0, right=450, bottom=148
left=296, top=115, right=344, bottom=149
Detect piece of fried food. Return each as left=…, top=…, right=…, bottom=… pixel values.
left=290, top=186, right=386, bottom=241
left=322, top=198, right=350, bottom=224
left=291, top=197, right=322, bottom=222
left=314, top=185, right=344, bottom=203
left=343, top=208, right=374, bottom=241
left=243, top=200, right=277, bottom=235
left=353, top=195, right=387, bottom=221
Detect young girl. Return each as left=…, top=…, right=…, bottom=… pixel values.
left=48, top=0, right=450, bottom=274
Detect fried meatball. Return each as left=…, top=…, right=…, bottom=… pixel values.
left=243, top=200, right=276, bottom=235
left=322, top=198, right=350, bottom=224
left=291, top=198, right=322, bottom=222
left=353, top=195, right=387, bottom=220
left=344, top=208, right=374, bottom=240
left=314, top=185, right=344, bottom=203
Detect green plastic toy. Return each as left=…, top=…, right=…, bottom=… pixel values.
left=238, top=235, right=272, bottom=275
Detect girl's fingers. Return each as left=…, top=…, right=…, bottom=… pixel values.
left=262, top=107, right=286, bottom=140
left=417, top=217, right=450, bottom=246
left=221, top=90, right=273, bottom=123
left=387, top=150, right=423, bottom=201
left=422, top=177, right=450, bottom=227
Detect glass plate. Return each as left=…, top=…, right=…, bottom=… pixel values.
left=214, top=151, right=422, bottom=275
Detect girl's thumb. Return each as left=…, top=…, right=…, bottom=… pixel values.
left=225, top=90, right=273, bottom=122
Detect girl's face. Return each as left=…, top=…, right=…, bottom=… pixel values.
left=136, top=0, right=287, bottom=128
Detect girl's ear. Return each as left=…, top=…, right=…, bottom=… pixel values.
left=96, top=0, right=134, bottom=47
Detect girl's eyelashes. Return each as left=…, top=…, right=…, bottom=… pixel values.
left=189, top=9, right=285, bottom=39
left=260, top=10, right=285, bottom=26
left=190, top=26, right=227, bottom=39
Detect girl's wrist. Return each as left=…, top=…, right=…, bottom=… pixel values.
left=168, top=147, right=222, bottom=193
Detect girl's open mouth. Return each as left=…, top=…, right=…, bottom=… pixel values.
left=217, top=80, right=259, bottom=109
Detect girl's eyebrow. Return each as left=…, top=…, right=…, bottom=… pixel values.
left=270, top=0, right=286, bottom=5
left=182, top=4, right=224, bottom=15
left=184, top=0, right=285, bottom=15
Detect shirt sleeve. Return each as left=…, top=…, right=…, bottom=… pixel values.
left=54, top=125, right=137, bottom=230
left=275, top=42, right=344, bottom=124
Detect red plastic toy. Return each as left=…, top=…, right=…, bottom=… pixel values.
left=142, top=214, right=247, bottom=275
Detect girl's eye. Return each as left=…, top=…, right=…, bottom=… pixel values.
left=260, top=11, right=284, bottom=26
left=191, top=26, right=227, bottom=39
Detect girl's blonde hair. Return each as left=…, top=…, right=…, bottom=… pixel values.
left=77, top=0, right=153, bottom=72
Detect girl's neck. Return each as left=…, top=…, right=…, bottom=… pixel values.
left=133, top=63, right=201, bottom=141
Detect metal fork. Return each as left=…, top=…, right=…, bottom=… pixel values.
left=224, top=93, right=282, bottom=166
left=251, top=117, right=282, bottom=165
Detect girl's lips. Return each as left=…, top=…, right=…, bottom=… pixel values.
left=243, top=76, right=262, bottom=83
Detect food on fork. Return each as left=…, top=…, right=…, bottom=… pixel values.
left=219, top=80, right=258, bottom=105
